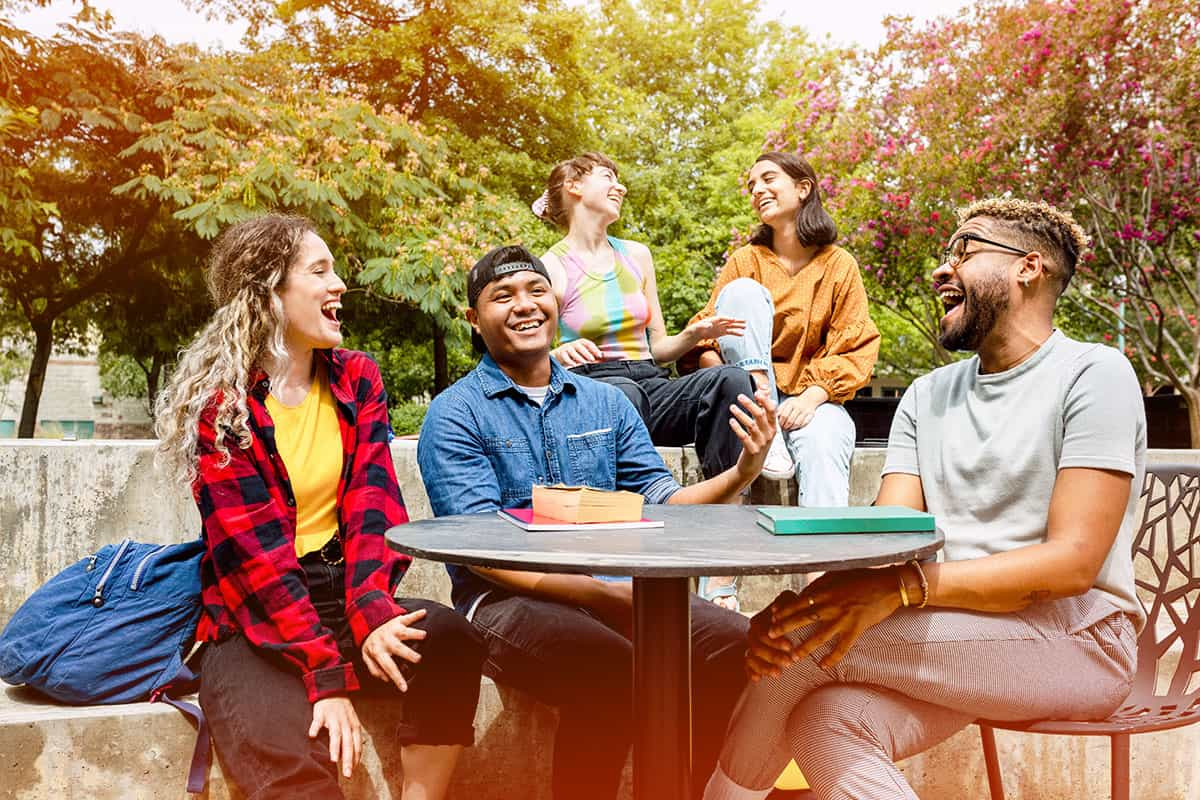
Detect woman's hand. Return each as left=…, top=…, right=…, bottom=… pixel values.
left=361, top=608, right=428, bottom=691
left=551, top=339, right=603, bottom=368
left=310, top=696, right=362, bottom=778
left=747, top=569, right=904, bottom=679
left=686, top=315, right=746, bottom=342
left=777, top=386, right=829, bottom=431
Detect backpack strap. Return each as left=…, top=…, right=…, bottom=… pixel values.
left=150, top=664, right=210, bottom=794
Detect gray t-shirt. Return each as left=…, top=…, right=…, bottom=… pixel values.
left=883, top=330, right=1147, bottom=631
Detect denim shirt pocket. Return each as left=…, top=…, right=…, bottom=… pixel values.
left=483, top=436, right=536, bottom=505
left=565, top=428, right=617, bottom=490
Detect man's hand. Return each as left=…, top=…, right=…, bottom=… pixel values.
left=747, top=569, right=904, bottom=679
left=361, top=608, right=428, bottom=692
left=685, top=315, right=746, bottom=342
left=777, top=386, right=830, bottom=431
left=310, top=696, right=362, bottom=778
left=551, top=339, right=603, bottom=368
left=730, top=386, right=778, bottom=482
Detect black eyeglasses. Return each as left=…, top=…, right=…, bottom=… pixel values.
left=942, top=233, right=1029, bottom=268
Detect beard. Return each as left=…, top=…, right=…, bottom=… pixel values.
left=938, top=271, right=1009, bottom=352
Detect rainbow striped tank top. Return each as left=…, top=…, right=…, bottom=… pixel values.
left=550, top=236, right=653, bottom=362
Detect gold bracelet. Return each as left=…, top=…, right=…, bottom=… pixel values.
left=896, top=569, right=910, bottom=608
left=907, top=559, right=929, bottom=609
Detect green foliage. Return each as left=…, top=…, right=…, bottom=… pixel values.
left=0, top=19, right=190, bottom=435
left=388, top=401, right=427, bottom=437
left=98, top=350, right=148, bottom=399
left=343, top=321, right=477, bottom=403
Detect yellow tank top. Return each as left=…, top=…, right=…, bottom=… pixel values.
left=265, top=374, right=343, bottom=557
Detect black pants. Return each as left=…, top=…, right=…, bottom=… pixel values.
left=471, top=590, right=749, bottom=800
left=199, top=550, right=485, bottom=800
left=571, top=360, right=754, bottom=478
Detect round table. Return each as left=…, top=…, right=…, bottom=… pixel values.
left=387, top=503, right=943, bottom=800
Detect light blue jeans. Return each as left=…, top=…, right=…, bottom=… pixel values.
left=715, top=278, right=855, bottom=506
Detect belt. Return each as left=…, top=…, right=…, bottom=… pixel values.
left=302, top=534, right=345, bottom=566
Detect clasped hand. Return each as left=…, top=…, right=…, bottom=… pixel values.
left=777, top=386, right=828, bottom=431
left=746, top=568, right=903, bottom=681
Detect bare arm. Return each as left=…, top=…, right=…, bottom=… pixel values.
left=920, top=467, right=1131, bottom=612
left=543, top=250, right=605, bottom=368
left=638, top=243, right=745, bottom=365
left=668, top=387, right=776, bottom=504
left=467, top=567, right=633, bottom=634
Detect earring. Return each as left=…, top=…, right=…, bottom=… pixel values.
left=1021, top=278, right=1030, bottom=288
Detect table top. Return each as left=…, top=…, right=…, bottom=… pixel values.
left=386, top=504, right=943, bottom=577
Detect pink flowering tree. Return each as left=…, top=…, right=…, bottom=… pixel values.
left=766, top=0, right=1200, bottom=438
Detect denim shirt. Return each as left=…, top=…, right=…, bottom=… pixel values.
left=417, top=354, right=680, bottom=615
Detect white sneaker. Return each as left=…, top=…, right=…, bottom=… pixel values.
left=760, top=434, right=794, bottom=480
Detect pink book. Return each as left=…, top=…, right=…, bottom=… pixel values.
left=498, top=508, right=664, bottom=531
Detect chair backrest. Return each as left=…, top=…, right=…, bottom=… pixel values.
left=1127, top=464, right=1200, bottom=718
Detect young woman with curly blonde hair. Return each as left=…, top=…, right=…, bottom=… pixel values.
left=156, top=213, right=483, bottom=800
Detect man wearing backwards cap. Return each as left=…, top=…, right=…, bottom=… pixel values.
left=417, top=244, right=778, bottom=800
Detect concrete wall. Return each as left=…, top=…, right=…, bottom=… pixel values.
left=2, top=441, right=1199, bottom=799
left=0, top=439, right=890, bottom=626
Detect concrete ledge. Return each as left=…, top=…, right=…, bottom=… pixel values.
left=4, top=441, right=1200, bottom=799
left=0, top=440, right=890, bottom=624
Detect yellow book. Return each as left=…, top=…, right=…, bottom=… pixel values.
left=531, top=485, right=645, bottom=524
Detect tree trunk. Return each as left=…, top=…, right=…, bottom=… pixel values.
left=17, top=318, right=54, bottom=439
left=432, top=321, right=449, bottom=396
left=1183, top=386, right=1200, bottom=449
left=145, top=351, right=166, bottom=420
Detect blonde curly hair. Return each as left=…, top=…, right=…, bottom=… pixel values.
left=155, top=214, right=314, bottom=486
left=958, top=198, right=1090, bottom=294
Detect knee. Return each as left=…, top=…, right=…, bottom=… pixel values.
left=798, top=405, right=856, bottom=456
left=786, top=685, right=880, bottom=763
left=710, top=366, right=755, bottom=405
left=568, top=638, right=634, bottom=714
left=717, top=277, right=772, bottom=311
left=411, top=603, right=485, bottom=676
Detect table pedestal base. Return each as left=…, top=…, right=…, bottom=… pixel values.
left=633, top=575, right=692, bottom=800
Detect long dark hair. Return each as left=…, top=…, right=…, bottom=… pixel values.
left=748, top=152, right=837, bottom=250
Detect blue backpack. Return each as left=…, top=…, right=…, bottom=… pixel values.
left=0, top=538, right=210, bottom=792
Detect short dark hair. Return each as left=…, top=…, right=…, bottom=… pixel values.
left=468, top=244, right=550, bottom=354
left=748, top=152, right=838, bottom=250
left=958, top=199, right=1090, bottom=295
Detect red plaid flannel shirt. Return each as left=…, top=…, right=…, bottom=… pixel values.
left=193, top=349, right=411, bottom=702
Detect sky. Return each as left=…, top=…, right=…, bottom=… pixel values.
left=15, top=0, right=972, bottom=51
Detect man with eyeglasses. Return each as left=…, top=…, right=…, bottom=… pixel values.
left=704, top=199, right=1147, bottom=800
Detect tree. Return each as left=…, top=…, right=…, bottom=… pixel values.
left=0, top=19, right=189, bottom=437
left=91, top=231, right=212, bottom=413
left=764, top=0, right=1200, bottom=417
left=118, top=53, right=534, bottom=393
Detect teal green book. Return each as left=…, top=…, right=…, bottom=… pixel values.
left=756, top=505, right=935, bottom=535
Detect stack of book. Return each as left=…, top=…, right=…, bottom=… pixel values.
left=499, top=485, right=662, bottom=531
